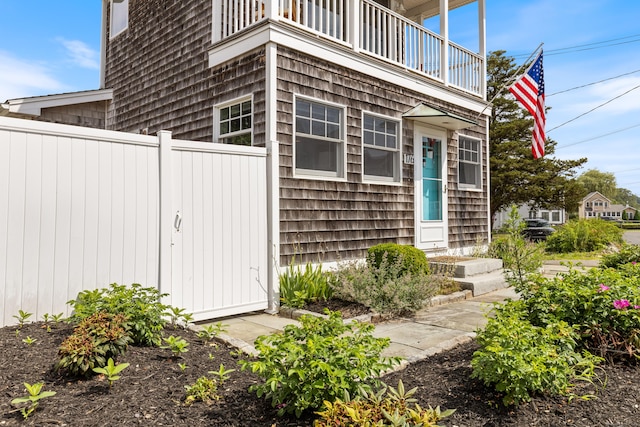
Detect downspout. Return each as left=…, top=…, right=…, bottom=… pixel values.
left=100, top=0, right=108, bottom=89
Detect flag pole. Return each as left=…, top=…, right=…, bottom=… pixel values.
left=475, top=42, right=544, bottom=122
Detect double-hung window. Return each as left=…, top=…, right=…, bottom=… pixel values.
left=458, top=135, right=482, bottom=190
left=362, top=113, right=400, bottom=182
left=216, top=98, right=252, bottom=146
left=295, top=97, right=345, bottom=178
left=110, top=0, right=129, bottom=38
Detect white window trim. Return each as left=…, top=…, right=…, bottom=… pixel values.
left=292, top=94, right=347, bottom=181
left=110, top=0, right=129, bottom=39
left=457, top=134, right=483, bottom=192
left=213, top=94, right=254, bottom=145
left=361, top=111, right=403, bottom=186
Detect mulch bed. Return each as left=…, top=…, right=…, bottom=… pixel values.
left=1, top=321, right=639, bottom=426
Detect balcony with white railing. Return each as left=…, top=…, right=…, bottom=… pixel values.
left=214, top=0, right=485, bottom=98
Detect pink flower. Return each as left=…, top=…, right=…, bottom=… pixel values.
left=598, top=284, right=610, bottom=292
left=634, top=305, right=640, bottom=310
left=613, top=299, right=630, bottom=310
left=633, top=261, right=637, bottom=265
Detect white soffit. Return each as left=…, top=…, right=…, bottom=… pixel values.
left=403, top=103, right=478, bottom=130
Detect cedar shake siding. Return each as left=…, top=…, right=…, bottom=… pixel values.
left=105, top=0, right=214, bottom=141
left=276, top=47, right=488, bottom=264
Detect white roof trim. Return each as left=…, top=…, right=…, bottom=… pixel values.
left=1, top=89, right=113, bottom=117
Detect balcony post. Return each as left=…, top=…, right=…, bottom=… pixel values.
left=212, top=0, right=221, bottom=43
left=440, top=0, right=449, bottom=86
left=266, top=0, right=277, bottom=20
left=349, top=0, right=360, bottom=52
left=478, top=0, right=487, bottom=99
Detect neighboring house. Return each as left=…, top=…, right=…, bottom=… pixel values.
left=5, top=0, right=490, bottom=266
left=493, top=204, right=566, bottom=230
left=578, top=191, right=637, bottom=220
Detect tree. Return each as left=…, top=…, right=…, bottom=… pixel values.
left=488, top=51, right=587, bottom=226
left=576, top=169, right=617, bottom=199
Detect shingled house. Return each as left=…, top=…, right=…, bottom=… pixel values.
left=93, top=0, right=491, bottom=265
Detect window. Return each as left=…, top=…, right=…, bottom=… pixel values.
left=552, top=211, right=560, bottom=222
left=458, top=135, right=482, bottom=189
left=541, top=211, right=550, bottom=221
left=295, top=97, right=344, bottom=177
left=362, top=113, right=400, bottom=182
left=216, top=98, right=252, bottom=146
left=110, top=0, right=129, bottom=38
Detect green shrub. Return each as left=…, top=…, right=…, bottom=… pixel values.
left=314, top=380, right=455, bottom=427
left=520, top=266, right=640, bottom=360
left=67, top=283, right=170, bottom=346
left=331, top=255, right=437, bottom=317
left=487, top=206, right=544, bottom=289
left=600, top=244, right=640, bottom=268
left=471, top=301, right=602, bottom=405
left=279, top=260, right=333, bottom=309
left=545, top=218, right=623, bottom=253
left=367, top=243, right=430, bottom=277
left=56, top=312, right=131, bottom=377
left=240, top=310, right=401, bottom=418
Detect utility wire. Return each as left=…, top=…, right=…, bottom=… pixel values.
left=511, top=33, right=640, bottom=58
left=556, top=122, right=640, bottom=149
left=547, top=83, right=640, bottom=133
left=548, top=68, right=640, bottom=97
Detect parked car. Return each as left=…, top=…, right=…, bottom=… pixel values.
left=522, top=218, right=555, bottom=241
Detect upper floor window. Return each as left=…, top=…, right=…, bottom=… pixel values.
left=215, top=97, right=252, bottom=146
left=458, top=135, right=482, bottom=190
left=362, top=113, right=400, bottom=183
left=110, top=0, right=129, bottom=38
left=294, top=97, right=345, bottom=178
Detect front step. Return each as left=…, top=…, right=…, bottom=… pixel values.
left=453, top=270, right=509, bottom=296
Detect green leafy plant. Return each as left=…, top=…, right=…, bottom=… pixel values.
left=56, top=312, right=131, bottom=377
left=178, top=363, right=188, bottom=372
left=367, top=243, right=430, bottom=277
left=315, top=380, right=455, bottom=427
left=279, top=259, right=333, bottom=309
left=209, top=363, right=235, bottom=383
left=166, top=306, right=194, bottom=329
left=10, top=382, right=56, bottom=420
left=240, top=310, right=401, bottom=417
left=92, top=357, right=130, bottom=389
left=22, top=336, right=37, bottom=346
left=13, top=310, right=33, bottom=328
left=197, top=322, right=227, bottom=344
left=471, top=300, right=602, bottom=405
left=488, top=206, right=544, bottom=289
left=161, top=335, right=189, bottom=358
left=600, top=243, right=640, bottom=268
left=545, top=218, right=623, bottom=253
left=184, top=376, right=220, bottom=405
left=331, top=253, right=437, bottom=317
left=51, top=313, right=65, bottom=323
left=67, top=283, right=170, bottom=346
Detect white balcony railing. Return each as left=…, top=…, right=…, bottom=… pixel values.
left=215, top=0, right=484, bottom=97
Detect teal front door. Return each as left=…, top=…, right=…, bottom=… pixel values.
left=414, top=126, right=448, bottom=250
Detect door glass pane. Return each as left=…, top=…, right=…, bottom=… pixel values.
left=422, top=137, right=442, bottom=221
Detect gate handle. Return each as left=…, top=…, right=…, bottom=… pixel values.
left=174, top=211, right=182, bottom=232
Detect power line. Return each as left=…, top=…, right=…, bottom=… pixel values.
left=512, top=33, right=640, bottom=58
left=556, top=122, right=640, bottom=149
left=548, top=83, right=640, bottom=133
left=548, top=68, right=640, bottom=97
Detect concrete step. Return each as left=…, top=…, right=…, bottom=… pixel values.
left=453, top=269, right=509, bottom=296
left=429, top=257, right=503, bottom=278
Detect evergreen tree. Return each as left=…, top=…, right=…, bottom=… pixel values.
left=488, top=51, right=587, bottom=226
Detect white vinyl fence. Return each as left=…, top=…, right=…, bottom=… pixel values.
left=0, top=116, right=269, bottom=327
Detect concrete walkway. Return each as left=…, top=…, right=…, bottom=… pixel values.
left=201, top=287, right=519, bottom=366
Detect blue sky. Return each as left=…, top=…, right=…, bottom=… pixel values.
left=1, top=0, right=640, bottom=197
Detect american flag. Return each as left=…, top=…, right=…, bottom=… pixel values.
left=509, top=50, right=545, bottom=159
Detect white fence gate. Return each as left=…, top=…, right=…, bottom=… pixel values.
left=0, top=117, right=269, bottom=327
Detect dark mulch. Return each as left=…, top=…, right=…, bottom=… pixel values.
left=303, top=298, right=371, bottom=319
left=2, top=321, right=639, bottom=426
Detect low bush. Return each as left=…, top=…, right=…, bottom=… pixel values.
left=471, top=301, right=602, bottom=406
left=314, top=380, right=455, bottom=427
left=67, top=283, right=170, bottom=346
left=240, top=310, right=401, bottom=418
left=367, top=243, right=430, bottom=277
left=545, top=218, right=623, bottom=253
left=331, top=254, right=437, bottom=317
left=56, top=312, right=131, bottom=377
left=279, top=260, right=332, bottom=309
left=600, top=243, right=640, bottom=268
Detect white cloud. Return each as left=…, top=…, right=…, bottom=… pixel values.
left=0, top=51, right=65, bottom=100
left=57, top=38, right=100, bottom=70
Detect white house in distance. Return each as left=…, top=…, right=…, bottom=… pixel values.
left=493, top=204, right=566, bottom=230
left=578, top=191, right=637, bottom=220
